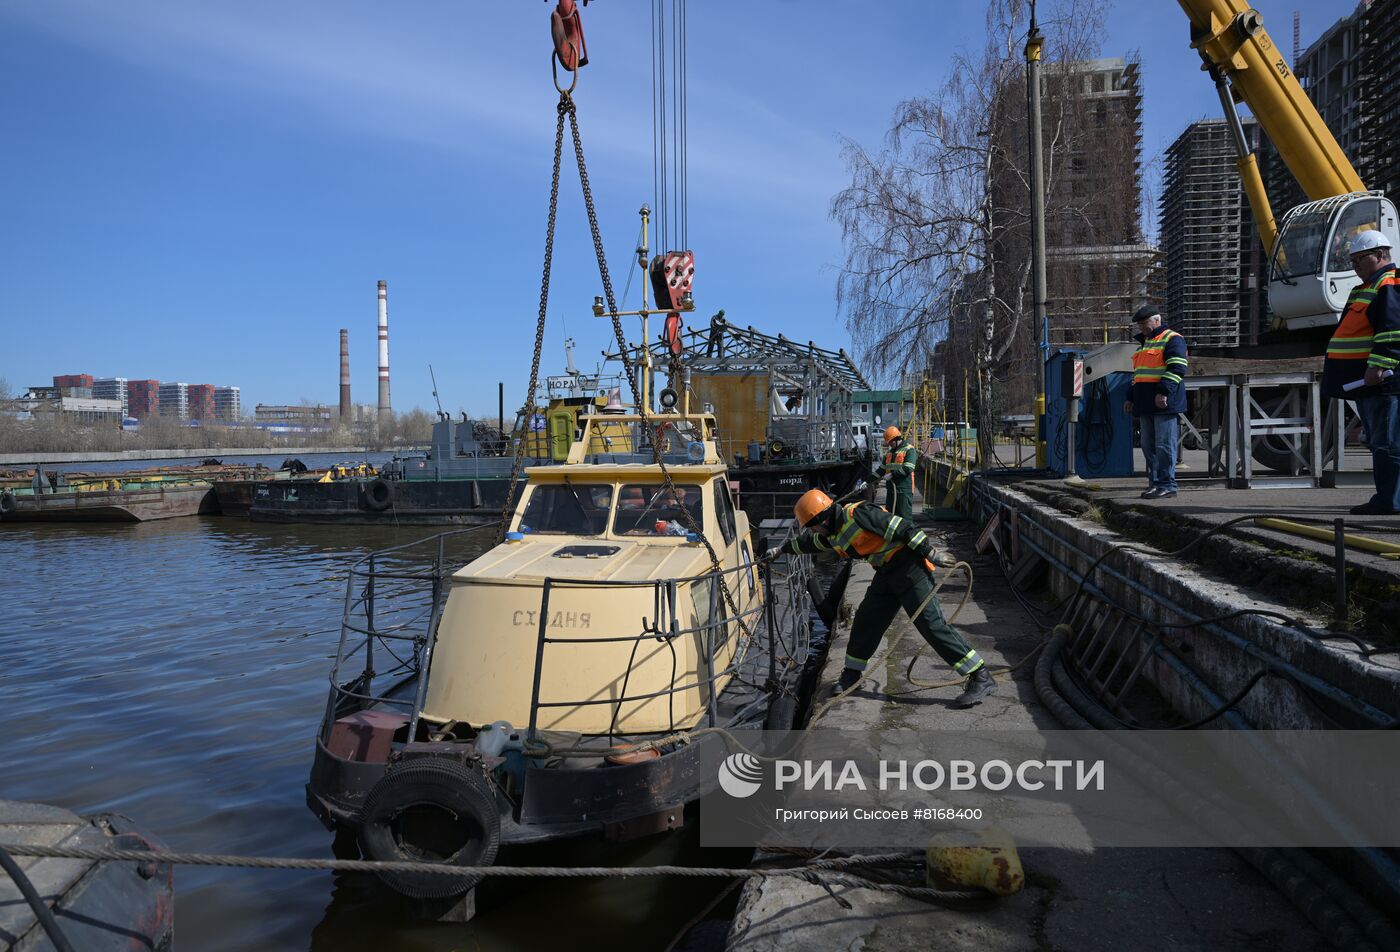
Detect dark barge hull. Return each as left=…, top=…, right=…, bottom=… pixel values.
left=249, top=477, right=520, bottom=526
left=729, top=457, right=867, bottom=523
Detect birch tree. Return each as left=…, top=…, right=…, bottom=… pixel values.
left=833, top=0, right=1121, bottom=462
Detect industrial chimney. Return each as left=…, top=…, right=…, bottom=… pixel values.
left=377, top=280, right=391, bottom=427
left=339, top=328, right=351, bottom=420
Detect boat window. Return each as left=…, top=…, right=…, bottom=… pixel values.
left=613, top=483, right=704, bottom=535
left=740, top=541, right=756, bottom=595
left=690, top=576, right=715, bottom=635
left=1326, top=200, right=1382, bottom=274
left=518, top=482, right=613, bottom=535
left=713, top=480, right=737, bottom=546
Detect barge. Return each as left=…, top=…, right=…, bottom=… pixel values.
left=0, top=478, right=216, bottom=523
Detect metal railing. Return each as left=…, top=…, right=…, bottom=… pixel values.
left=320, top=525, right=818, bottom=748
left=321, top=525, right=499, bottom=745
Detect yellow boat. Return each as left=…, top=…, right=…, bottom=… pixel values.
left=305, top=408, right=818, bottom=900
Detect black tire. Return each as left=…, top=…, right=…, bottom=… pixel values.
left=358, top=758, right=501, bottom=899
left=364, top=478, right=394, bottom=512
left=0, top=492, right=14, bottom=515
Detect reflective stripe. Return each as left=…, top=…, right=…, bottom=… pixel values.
left=830, top=502, right=905, bottom=567
left=908, top=530, right=928, bottom=550
left=1132, top=329, right=1185, bottom=387
left=845, top=654, right=869, bottom=671
left=1370, top=354, right=1399, bottom=369
left=952, top=649, right=985, bottom=675
left=1329, top=268, right=1399, bottom=360
left=884, top=515, right=903, bottom=539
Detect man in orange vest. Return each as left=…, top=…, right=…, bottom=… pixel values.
left=763, top=489, right=994, bottom=707
left=1123, top=305, right=1188, bottom=499
left=1323, top=230, right=1400, bottom=515
left=879, top=426, right=918, bottom=520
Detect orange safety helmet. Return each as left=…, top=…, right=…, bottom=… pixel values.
left=884, top=426, right=902, bottom=444
left=794, top=488, right=835, bottom=528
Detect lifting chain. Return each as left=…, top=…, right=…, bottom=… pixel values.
left=502, top=87, right=757, bottom=652
left=497, top=94, right=570, bottom=544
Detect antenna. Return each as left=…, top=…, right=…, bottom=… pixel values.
left=1292, top=11, right=1300, bottom=69
left=428, top=364, right=445, bottom=416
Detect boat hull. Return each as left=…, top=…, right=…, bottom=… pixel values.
left=248, top=477, right=519, bottom=525
left=0, top=483, right=216, bottom=523
left=730, top=457, right=867, bottom=523
left=0, top=799, right=174, bottom=950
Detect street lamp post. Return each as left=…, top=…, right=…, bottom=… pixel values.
left=1026, top=0, right=1049, bottom=467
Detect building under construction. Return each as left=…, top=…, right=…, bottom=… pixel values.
left=1160, top=118, right=1272, bottom=349
left=932, top=56, right=1158, bottom=415
left=1359, top=0, right=1400, bottom=199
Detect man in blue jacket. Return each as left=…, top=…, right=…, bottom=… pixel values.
left=1123, top=305, right=1188, bottom=499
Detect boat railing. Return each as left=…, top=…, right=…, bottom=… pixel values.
left=520, top=552, right=816, bottom=743
left=320, top=524, right=818, bottom=749
left=321, top=524, right=500, bottom=742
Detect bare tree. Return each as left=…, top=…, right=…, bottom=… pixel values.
left=833, top=0, right=1118, bottom=462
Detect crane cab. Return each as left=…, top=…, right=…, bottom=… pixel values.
left=1269, top=193, right=1400, bottom=330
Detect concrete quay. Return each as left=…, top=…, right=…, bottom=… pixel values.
left=942, top=461, right=1400, bottom=730
left=724, top=512, right=1330, bottom=952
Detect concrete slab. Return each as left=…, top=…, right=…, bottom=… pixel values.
left=725, top=505, right=1330, bottom=952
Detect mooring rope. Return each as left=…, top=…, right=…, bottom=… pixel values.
left=0, top=843, right=989, bottom=905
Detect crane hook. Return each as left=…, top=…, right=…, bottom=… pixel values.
left=551, top=0, right=589, bottom=73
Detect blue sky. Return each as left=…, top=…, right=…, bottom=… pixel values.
left=0, top=0, right=1355, bottom=414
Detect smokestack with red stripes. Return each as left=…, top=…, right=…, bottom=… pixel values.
left=377, top=280, right=391, bottom=427
left=339, top=328, right=351, bottom=420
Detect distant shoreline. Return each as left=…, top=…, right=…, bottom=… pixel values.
left=0, top=447, right=376, bottom=466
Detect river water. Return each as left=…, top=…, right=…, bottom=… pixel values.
left=1, top=511, right=747, bottom=950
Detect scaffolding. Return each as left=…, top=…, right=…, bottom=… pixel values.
left=605, top=320, right=869, bottom=465
left=1161, top=119, right=1267, bottom=349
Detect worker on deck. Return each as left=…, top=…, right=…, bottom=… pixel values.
left=763, top=489, right=995, bottom=708
left=879, top=426, right=917, bottom=519
left=1323, top=230, right=1400, bottom=515
left=1124, top=305, right=1188, bottom=499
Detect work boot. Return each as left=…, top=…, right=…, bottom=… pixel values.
left=952, top=667, right=996, bottom=708
left=832, top=667, right=862, bottom=696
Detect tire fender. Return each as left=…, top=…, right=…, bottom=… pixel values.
left=364, top=478, right=394, bottom=512
left=358, top=758, right=501, bottom=899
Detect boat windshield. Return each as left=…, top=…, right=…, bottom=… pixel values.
left=518, top=482, right=613, bottom=535
left=613, top=482, right=705, bottom=536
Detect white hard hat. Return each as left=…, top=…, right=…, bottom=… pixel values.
left=1349, top=230, right=1392, bottom=255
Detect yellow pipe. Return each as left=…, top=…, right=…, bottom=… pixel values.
left=1253, top=518, right=1400, bottom=556
left=1176, top=0, right=1365, bottom=201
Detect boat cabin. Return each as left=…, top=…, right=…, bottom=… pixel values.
left=420, top=413, right=762, bottom=736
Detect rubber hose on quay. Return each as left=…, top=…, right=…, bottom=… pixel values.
left=0, top=844, right=77, bottom=952
left=1033, top=625, right=1387, bottom=952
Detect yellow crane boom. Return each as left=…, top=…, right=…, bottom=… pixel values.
left=1176, top=0, right=1365, bottom=252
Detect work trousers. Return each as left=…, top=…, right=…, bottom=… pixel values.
left=1357, top=393, right=1400, bottom=511
left=1139, top=413, right=1179, bottom=492
left=844, top=551, right=983, bottom=676
left=884, top=477, right=914, bottom=520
